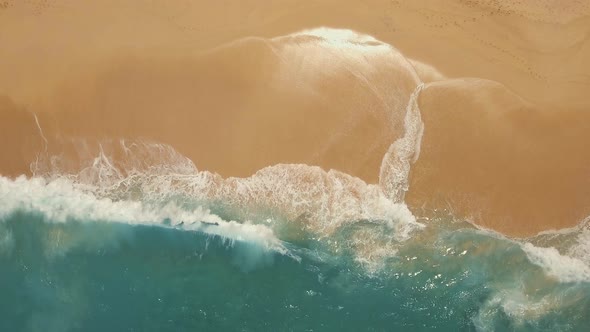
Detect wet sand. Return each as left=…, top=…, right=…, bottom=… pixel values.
left=1, top=0, right=589, bottom=236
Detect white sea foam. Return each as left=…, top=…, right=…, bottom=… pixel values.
left=568, top=225, right=590, bottom=266
left=0, top=169, right=421, bottom=268
left=380, top=83, right=424, bottom=202
left=28, top=139, right=423, bottom=241
left=521, top=242, right=590, bottom=283
left=0, top=175, right=288, bottom=256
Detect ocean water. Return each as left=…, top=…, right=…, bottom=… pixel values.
left=1, top=175, right=589, bottom=332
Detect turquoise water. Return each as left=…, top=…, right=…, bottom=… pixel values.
left=1, top=176, right=590, bottom=331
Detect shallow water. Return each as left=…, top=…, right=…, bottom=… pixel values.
left=1, top=176, right=589, bottom=331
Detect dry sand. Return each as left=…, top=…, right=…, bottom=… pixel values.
left=1, top=0, right=589, bottom=236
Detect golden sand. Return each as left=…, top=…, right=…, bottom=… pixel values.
left=1, top=0, right=589, bottom=236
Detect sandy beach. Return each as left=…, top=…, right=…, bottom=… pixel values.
left=1, top=0, right=589, bottom=236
